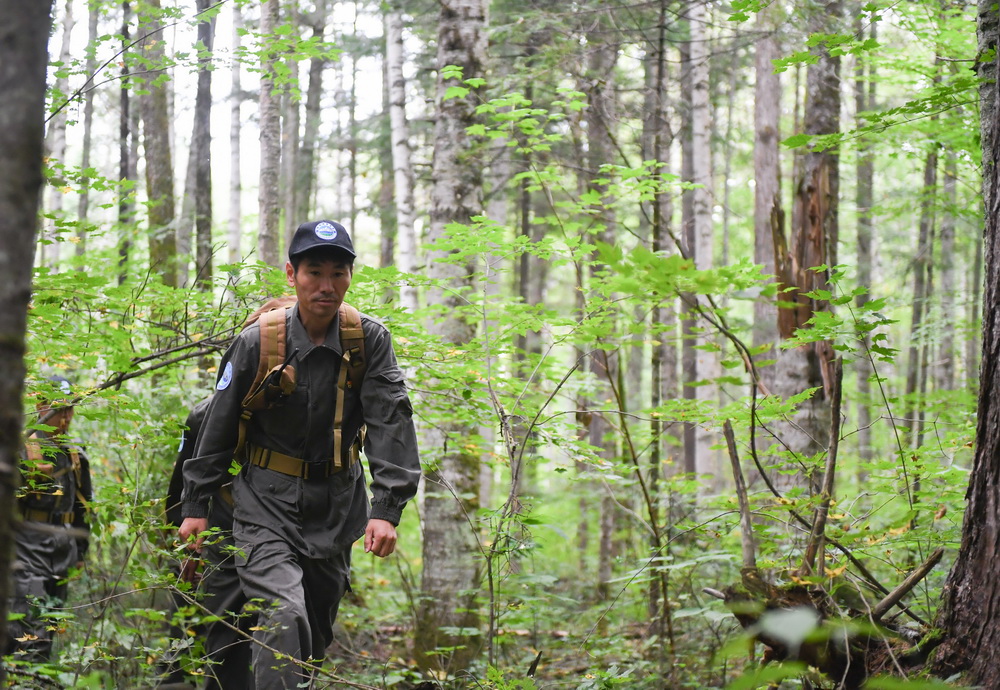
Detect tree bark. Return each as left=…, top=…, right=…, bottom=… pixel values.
left=385, top=5, right=418, bottom=312
left=854, top=10, right=875, bottom=469
left=753, top=2, right=782, bottom=353
left=904, top=147, right=937, bottom=449
left=294, top=0, right=330, bottom=228
left=582, top=17, right=620, bottom=601
left=118, top=1, right=138, bottom=283
left=0, top=0, right=54, bottom=668
left=280, top=52, right=300, bottom=247
left=689, top=0, right=719, bottom=482
left=258, top=0, right=282, bottom=267
left=934, top=2, right=1000, bottom=680
left=415, top=0, right=487, bottom=674
left=75, top=0, right=100, bottom=262
left=41, top=0, right=75, bottom=269
left=193, top=0, right=215, bottom=289
left=937, top=151, right=957, bottom=392
left=770, top=0, right=842, bottom=493
left=228, top=3, right=243, bottom=267
left=138, top=0, right=177, bottom=287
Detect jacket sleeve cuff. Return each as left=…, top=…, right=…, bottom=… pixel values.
left=181, top=501, right=210, bottom=519
left=370, top=500, right=404, bottom=526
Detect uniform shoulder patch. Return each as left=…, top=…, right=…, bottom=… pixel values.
left=217, top=362, right=234, bottom=391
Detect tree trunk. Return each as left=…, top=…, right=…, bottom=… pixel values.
left=968, top=224, right=982, bottom=393
left=934, top=3, right=1000, bottom=680
left=854, top=10, right=875, bottom=469
left=118, top=1, right=137, bottom=283
left=378, top=49, right=396, bottom=271
left=0, top=0, right=54, bottom=668
left=904, top=147, right=937, bottom=449
left=770, top=0, right=842, bottom=493
left=583, top=21, right=620, bottom=601
left=294, top=0, right=329, bottom=227
left=281, top=53, right=300, bottom=246
left=937, top=151, right=957, bottom=392
left=346, top=5, right=359, bottom=233
left=258, top=0, right=281, bottom=267
left=385, top=5, right=418, bottom=312
left=680, top=29, right=697, bottom=478
left=753, top=2, right=782, bottom=352
left=42, top=0, right=75, bottom=269
left=228, top=3, right=243, bottom=267
left=645, top=0, right=677, bottom=627
left=193, top=0, right=215, bottom=289
left=689, top=1, right=719, bottom=482
left=75, top=0, right=99, bottom=262
left=138, top=0, right=177, bottom=287
left=415, top=0, right=487, bottom=674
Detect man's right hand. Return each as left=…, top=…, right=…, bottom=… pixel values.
left=178, top=517, right=208, bottom=552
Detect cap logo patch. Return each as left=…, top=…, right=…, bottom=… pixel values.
left=315, top=222, right=338, bottom=241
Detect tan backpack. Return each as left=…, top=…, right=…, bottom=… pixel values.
left=234, top=302, right=367, bottom=467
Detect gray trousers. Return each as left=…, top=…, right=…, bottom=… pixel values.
left=236, top=539, right=350, bottom=689
left=200, top=534, right=253, bottom=690
left=7, top=525, right=78, bottom=662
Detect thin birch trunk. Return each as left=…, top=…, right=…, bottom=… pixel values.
left=347, top=5, right=359, bottom=232
left=582, top=23, right=620, bottom=601
left=118, top=1, right=136, bottom=283
left=281, top=59, right=299, bottom=247
left=193, top=0, right=215, bottom=289
left=679, top=31, right=697, bottom=478
left=415, top=0, right=487, bottom=674
left=753, top=3, right=782, bottom=353
left=76, top=0, right=99, bottom=262
left=42, top=0, right=75, bottom=269
left=854, top=11, right=875, bottom=470
left=938, top=151, right=958, bottom=393
left=386, top=7, right=418, bottom=312
left=905, top=147, right=937, bottom=447
left=689, top=1, right=718, bottom=483
left=228, top=4, right=243, bottom=266
left=258, top=0, right=281, bottom=267
left=378, top=52, right=395, bottom=271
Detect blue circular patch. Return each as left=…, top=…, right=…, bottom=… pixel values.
left=315, top=222, right=338, bottom=241
left=216, top=362, right=234, bottom=391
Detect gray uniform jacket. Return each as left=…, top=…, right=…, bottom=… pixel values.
left=181, top=304, right=421, bottom=559
left=18, top=436, right=92, bottom=557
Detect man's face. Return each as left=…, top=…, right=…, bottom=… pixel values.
left=36, top=404, right=74, bottom=437
left=285, top=256, right=353, bottom=322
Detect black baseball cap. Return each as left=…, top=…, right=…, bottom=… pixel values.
left=288, top=220, right=356, bottom=259
left=40, top=375, right=74, bottom=407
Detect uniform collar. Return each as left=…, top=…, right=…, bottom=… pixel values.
left=288, top=302, right=343, bottom=357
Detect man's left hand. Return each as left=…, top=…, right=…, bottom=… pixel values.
left=364, top=518, right=398, bottom=557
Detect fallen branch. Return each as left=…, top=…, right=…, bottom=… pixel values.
left=871, top=547, right=944, bottom=622
left=723, top=419, right=756, bottom=571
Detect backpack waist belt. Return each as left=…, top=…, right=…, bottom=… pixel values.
left=247, top=443, right=359, bottom=480
left=21, top=508, right=73, bottom=525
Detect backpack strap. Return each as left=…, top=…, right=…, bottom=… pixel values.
left=68, top=447, right=89, bottom=512
left=333, top=303, right=367, bottom=469
left=246, top=306, right=288, bottom=402
left=235, top=306, right=292, bottom=459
